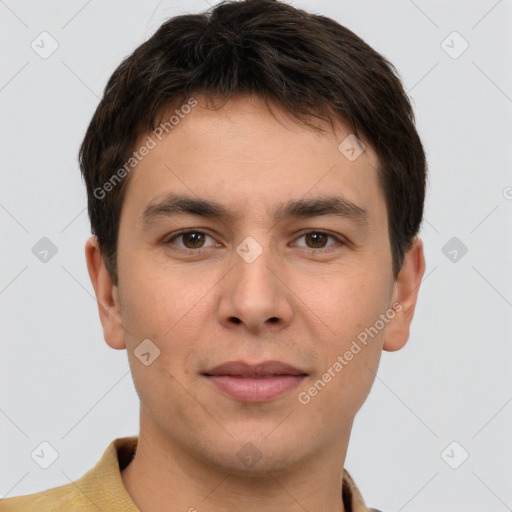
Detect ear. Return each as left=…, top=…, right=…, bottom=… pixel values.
left=85, top=236, right=126, bottom=350
left=382, top=237, right=426, bottom=352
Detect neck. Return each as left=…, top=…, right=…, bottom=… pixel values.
left=121, top=410, right=351, bottom=512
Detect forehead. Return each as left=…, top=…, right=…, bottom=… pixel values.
left=120, top=94, right=385, bottom=225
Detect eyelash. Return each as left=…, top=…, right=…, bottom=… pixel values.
left=164, top=229, right=345, bottom=252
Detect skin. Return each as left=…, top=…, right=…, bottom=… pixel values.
left=86, top=94, right=425, bottom=512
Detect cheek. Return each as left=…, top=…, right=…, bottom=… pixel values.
left=119, top=268, right=207, bottom=416
left=118, top=261, right=215, bottom=376
left=301, top=280, right=387, bottom=430
left=119, top=253, right=200, bottom=338
left=300, top=264, right=390, bottom=403
left=305, top=262, right=392, bottom=340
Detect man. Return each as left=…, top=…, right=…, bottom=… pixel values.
left=1, top=0, right=426, bottom=510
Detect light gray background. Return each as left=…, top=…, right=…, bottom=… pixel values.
left=1, top=0, right=511, bottom=510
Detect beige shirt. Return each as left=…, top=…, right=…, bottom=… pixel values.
left=0, top=437, right=381, bottom=511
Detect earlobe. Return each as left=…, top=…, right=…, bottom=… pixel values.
left=382, top=237, right=426, bottom=352
left=85, top=236, right=127, bottom=350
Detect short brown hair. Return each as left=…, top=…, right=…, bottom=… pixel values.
left=79, top=0, right=427, bottom=285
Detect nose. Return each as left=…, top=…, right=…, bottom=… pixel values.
left=217, top=243, right=293, bottom=334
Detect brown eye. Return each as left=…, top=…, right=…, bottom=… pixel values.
left=181, top=232, right=206, bottom=249
left=304, top=232, right=329, bottom=248
left=165, top=230, right=217, bottom=250
left=294, top=231, right=341, bottom=250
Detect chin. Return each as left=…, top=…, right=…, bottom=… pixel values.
left=202, top=430, right=308, bottom=476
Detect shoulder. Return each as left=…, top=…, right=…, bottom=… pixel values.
left=0, top=436, right=138, bottom=512
left=0, top=482, right=91, bottom=511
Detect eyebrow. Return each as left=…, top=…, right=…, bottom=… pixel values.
left=140, top=193, right=368, bottom=229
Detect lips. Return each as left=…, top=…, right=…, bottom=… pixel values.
left=202, top=360, right=308, bottom=403
left=203, top=360, right=307, bottom=377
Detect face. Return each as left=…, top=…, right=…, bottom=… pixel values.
left=89, top=94, right=421, bottom=475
